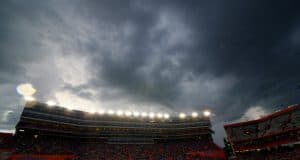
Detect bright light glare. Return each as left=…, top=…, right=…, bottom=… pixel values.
left=24, top=96, right=36, bottom=102
left=107, top=109, right=115, bottom=115
left=65, top=106, right=73, bottom=111
left=88, top=109, right=96, bottom=114
left=98, top=110, right=105, bottom=115
left=125, top=111, right=132, bottom=116
left=133, top=111, right=140, bottom=117
left=117, top=110, right=124, bottom=116
left=16, top=83, right=36, bottom=96
left=163, top=113, right=170, bottom=119
left=149, top=112, right=155, bottom=118
left=191, top=112, right=198, bottom=118
left=46, top=100, right=56, bottom=106
left=141, top=112, right=148, bottom=117
left=157, top=113, right=163, bottom=118
left=203, top=110, right=211, bottom=117
left=179, top=113, right=186, bottom=119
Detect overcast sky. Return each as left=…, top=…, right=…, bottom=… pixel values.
left=0, top=0, right=300, bottom=145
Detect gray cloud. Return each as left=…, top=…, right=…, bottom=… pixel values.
left=0, top=0, right=300, bottom=145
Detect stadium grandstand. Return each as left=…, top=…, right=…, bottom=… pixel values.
left=0, top=101, right=226, bottom=160
left=224, top=104, right=300, bottom=160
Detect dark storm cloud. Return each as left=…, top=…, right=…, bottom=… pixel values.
left=77, top=0, right=300, bottom=119
left=0, top=0, right=300, bottom=144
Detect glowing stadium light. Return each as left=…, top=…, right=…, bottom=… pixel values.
left=179, top=113, right=186, bottom=119
left=149, top=112, right=155, bottom=118
left=125, top=111, right=132, bottom=117
left=163, top=113, right=170, bottom=119
left=156, top=113, right=163, bottom=119
left=116, top=110, right=124, bottom=116
left=203, top=110, right=211, bottom=117
left=191, top=112, right=198, bottom=118
left=88, top=109, right=96, bottom=114
left=46, top=100, right=56, bottom=106
left=141, top=112, right=148, bottom=117
left=24, top=96, right=36, bottom=102
left=107, top=109, right=115, bottom=115
left=98, top=110, right=105, bottom=115
left=133, top=111, right=140, bottom=117
left=16, top=83, right=36, bottom=96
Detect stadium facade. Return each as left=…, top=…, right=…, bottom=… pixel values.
left=224, top=104, right=300, bottom=160
left=0, top=102, right=226, bottom=160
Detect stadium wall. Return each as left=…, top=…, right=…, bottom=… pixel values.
left=224, top=104, right=300, bottom=152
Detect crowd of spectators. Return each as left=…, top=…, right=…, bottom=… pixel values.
left=12, top=134, right=225, bottom=160
left=234, top=144, right=300, bottom=160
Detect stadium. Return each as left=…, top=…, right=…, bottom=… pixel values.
left=1, top=1, right=300, bottom=159
left=0, top=100, right=226, bottom=160
left=224, top=104, right=300, bottom=160
left=1, top=87, right=300, bottom=160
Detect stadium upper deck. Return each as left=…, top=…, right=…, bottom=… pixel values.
left=224, top=104, right=300, bottom=152
left=16, top=102, right=213, bottom=141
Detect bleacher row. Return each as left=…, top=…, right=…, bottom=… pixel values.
left=225, top=108, right=300, bottom=142
left=235, top=145, right=300, bottom=160
left=12, top=134, right=225, bottom=160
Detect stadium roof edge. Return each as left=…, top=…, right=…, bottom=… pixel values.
left=24, top=101, right=211, bottom=121
left=224, top=104, right=300, bottom=128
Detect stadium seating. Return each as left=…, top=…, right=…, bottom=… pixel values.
left=235, top=145, right=300, bottom=160
left=12, top=134, right=225, bottom=160
left=4, top=102, right=226, bottom=160
left=224, top=104, right=300, bottom=160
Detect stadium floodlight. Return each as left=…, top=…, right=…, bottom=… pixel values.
left=179, top=113, right=186, bottom=119
left=149, top=112, right=155, bottom=118
left=191, top=112, right=198, bottom=118
left=141, top=112, right=148, bottom=117
left=125, top=111, right=132, bottom=117
left=133, top=111, right=140, bottom=117
left=163, top=113, right=170, bottom=119
left=156, top=113, right=163, bottom=118
left=24, top=96, right=36, bottom=102
left=117, top=110, right=124, bottom=116
left=107, top=109, right=115, bottom=115
left=98, top=110, right=105, bottom=115
left=46, top=100, right=56, bottom=106
left=16, top=83, right=36, bottom=97
left=88, top=109, right=96, bottom=114
left=203, top=110, right=211, bottom=117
